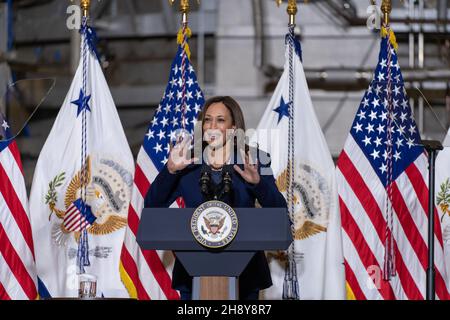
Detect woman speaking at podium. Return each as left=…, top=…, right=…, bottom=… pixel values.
left=145, top=96, right=287, bottom=300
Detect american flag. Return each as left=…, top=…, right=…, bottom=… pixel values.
left=336, top=30, right=450, bottom=299
left=63, top=199, right=97, bottom=232
left=0, top=113, right=37, bottom=300
left=119, top=33, right=204, bottom=300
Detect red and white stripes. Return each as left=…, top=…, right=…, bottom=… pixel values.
left=0, top=142, right=37, bottom=300
left=337, top=136, right=450, bottom=300
left=119, top=148, right=180, bottom=300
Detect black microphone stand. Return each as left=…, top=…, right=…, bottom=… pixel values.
left=422, top=140, right=444, bottom=300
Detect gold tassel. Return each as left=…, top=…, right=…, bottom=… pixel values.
left=381, top=26, right=398, bottom=52
left=177, top=27, right=192, bottom=60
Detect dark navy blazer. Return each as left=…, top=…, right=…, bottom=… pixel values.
left=144, top=149, right=287, bottom=295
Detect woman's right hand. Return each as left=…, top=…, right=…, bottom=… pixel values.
left=167, top=135, right=198, bottom=174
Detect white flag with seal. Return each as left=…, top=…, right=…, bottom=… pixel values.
left=29, top=24, right=134, bottom=298
left=252, top=31, right=345, bottom=300
left=436, top=130, right=450, bottom=285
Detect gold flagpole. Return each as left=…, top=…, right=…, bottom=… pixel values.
left=381, top=0, right=392, bottom=26
left=275, top=0, right=309, bottom=26
left=169, top=0, right=200, bottom=27
left=81, top=0, right=90, bottom=18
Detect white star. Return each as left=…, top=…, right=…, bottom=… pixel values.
left=382, top=150, right=389, bottom=161
left=357, top=110, right=366, bottom=120
left=146, top=129, right=154, bottom=140
left=188, top=65, right=194, bottom=73
left=380, top=59, right=387, bottom=69
left=392, top=62, right=400, bottom=71
left=186, top=90, right=193, bottom=101
left=393, top=150, right=401, bottom=161
left=374, top=136, right=382, bottom=147
left=408, top=124, right=416, bottom=135
left=2, top=120, right=9, bottom=131
left=380, top=163, right=387, bottom=174
left=377, top=72, right=385, bottom=82
left=366, top=123, right=375, bottom=134
left=183, top=117, right=190, bottom=126
left=406, top=138, right=415, bottom=148
left=194, top=103, right=202, bottom=113
left=372, top=98, right=380, bottom=108
left=395, top=138, right=404, bottom=148
left=400, top=112, right=407, bottom=122
left=376, top=124, right=385, bottom=134
left=353, top=122, right=363, bottom=133
left=369, top=110, right=378, bottom=121
left=165, top=103, right=171, bottom=113
left=196, top=90, right=203, bottom=100
left=153, top=143, right=163, bottom=154
left=393, top=86, right=401, bottom=96
left=191, top=117, right=197, bottom=126
left=362, top=136, right=372, bottom=146
left=151, top=117, right=158, bottom=127
left=167, top=91, right=174, bottom=101
left=172, top=64, right=179, bottom=75
left=374, top=85, right=382, bottom=96
left=160, top=117, right=169, bottom=127
left=157, top=130, right=165, bottom=140
left=397, top=125, right=406, bottom=136
left=177, top=90, right=183, bottom=100
left=379, top=111, right=388, bottom=121
left=169, top=78, right=177, bottom=87
left=370, top=149, right=380, bottom=160
left=171, top=117, right=179, bottom=126
left=401, top=99, right=409, bottom=109
left=164, top=143, right=171, bottom=153
left=394, top=74, right=401, bottom=82
left=184, top=103, right=191, bottom=113
left=161, top=157, right=168, bottom=165
left=175, top=104, right=181, bottom=113
left=169, top=131, right=177, bottom=141
left=186, top=78, right=194, bottom=87
left=177, top=78, right=183, bottom=87
left=392, top=99, right=399, bottom=109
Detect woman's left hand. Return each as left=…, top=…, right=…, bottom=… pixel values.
left=234, top=150, right=260, bottom=185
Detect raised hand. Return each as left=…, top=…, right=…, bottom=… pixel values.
left=234, top=149, right=260, bottom=185
left=167, top=135, right=198, bottom=174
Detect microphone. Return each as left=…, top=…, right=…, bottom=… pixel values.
left=222, top=165, right=233, bottom=195
left=199, top=165, right=211, bottom=197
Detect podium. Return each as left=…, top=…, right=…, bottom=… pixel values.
left=137, top=207, right=292, bottom=300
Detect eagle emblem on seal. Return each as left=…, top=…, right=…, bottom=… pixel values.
left=45, top=156, right=132, bottom=246
left=203, top=214, right=226, bottom=236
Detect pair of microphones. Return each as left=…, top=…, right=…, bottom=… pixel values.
left=199, top=164, right=233, bottom=201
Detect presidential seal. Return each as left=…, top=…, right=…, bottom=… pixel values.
left=191, top=200, right=238, bottom=249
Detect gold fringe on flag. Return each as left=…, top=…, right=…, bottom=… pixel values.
left=381, top=26, right=398, bottom=52
left=119, top=261, right=138, bottom=299
left=177, top=27, right=192, bottom=60
left=346, top=281, right=357, bottom=300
